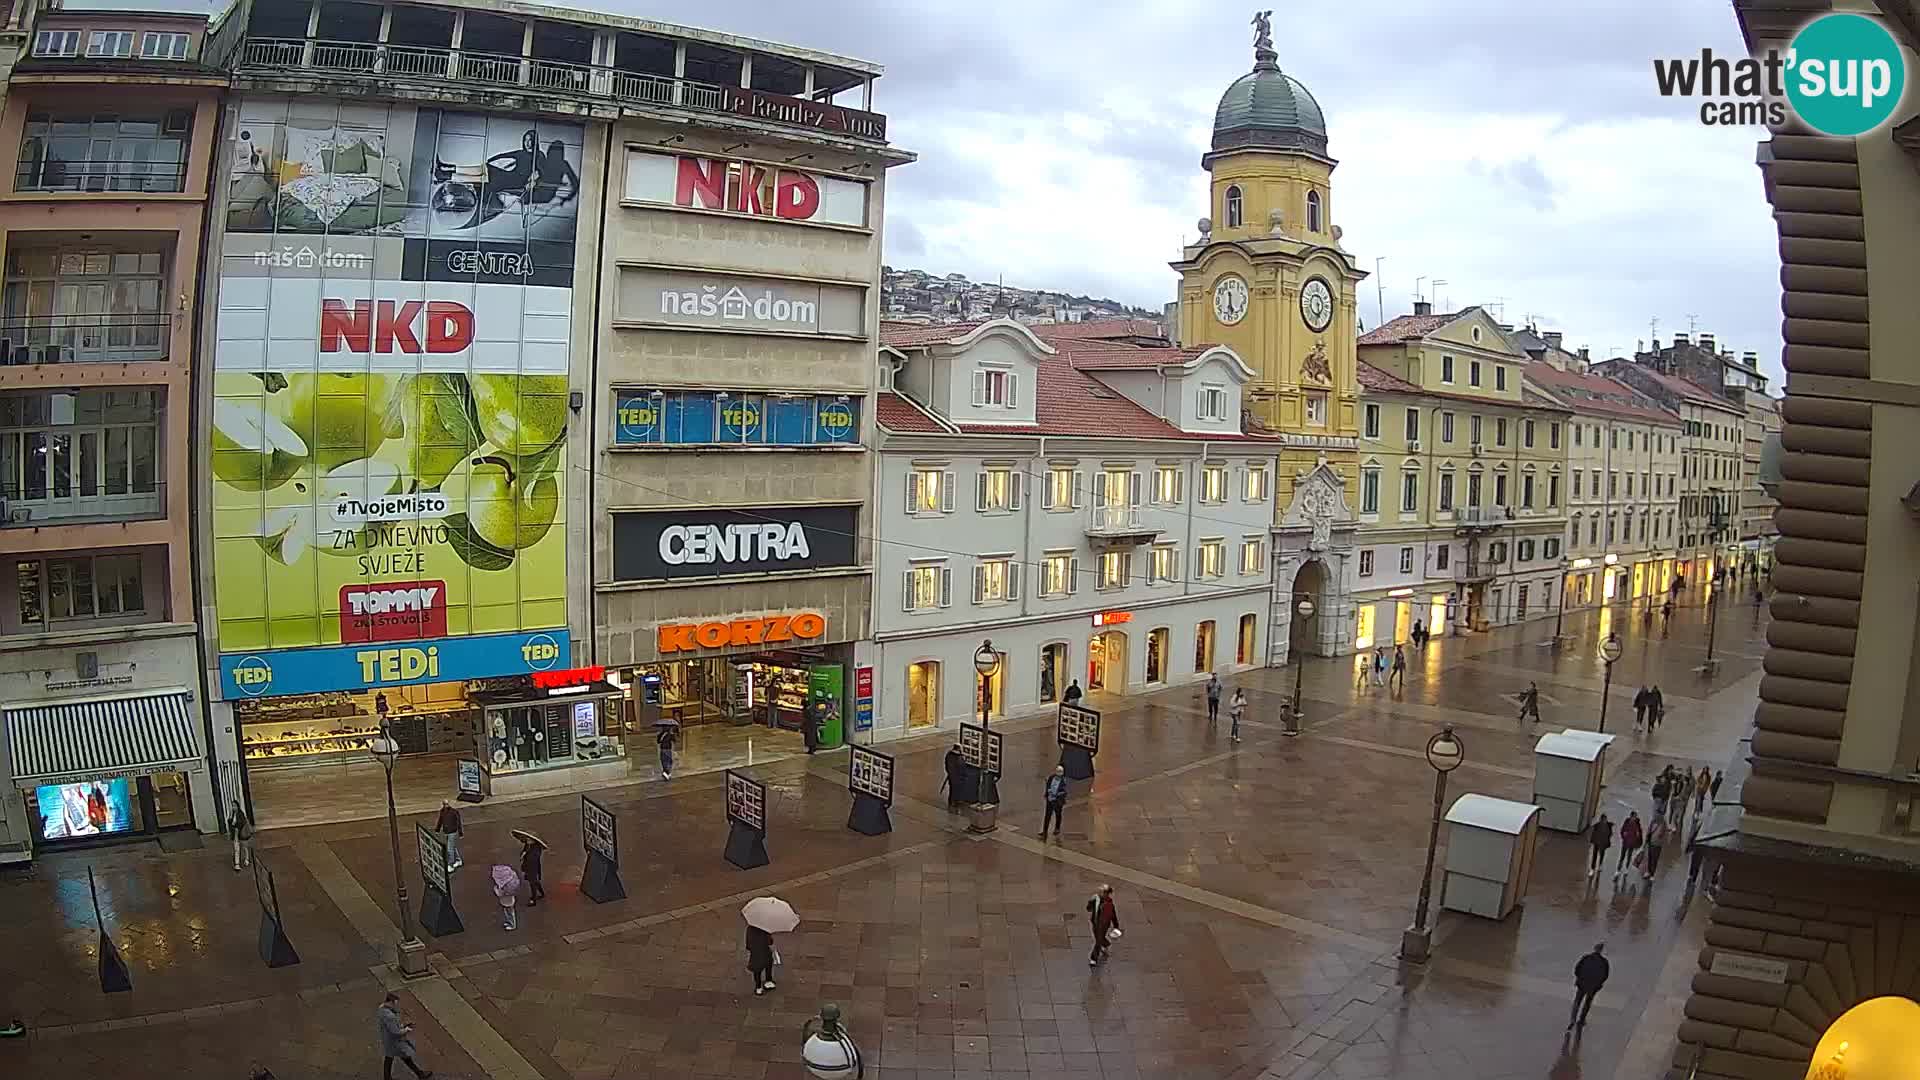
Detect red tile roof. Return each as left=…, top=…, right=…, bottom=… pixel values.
left=1029, top=318, right=1167, bottom=343
left=1356, top=360, right=1570, bottom=413
left=1356, top=311, right=1462, bottom=345
left=1356, top=361, right=1419, bottom=393
left=878, top=320, right=990, bottom=348
left=1056, top=341, right=1211, bottom=370
left=1605, top=362, right=1735, bottom=409
left=1522, top=362, right=1679, bottom=425
left=874, top=391, right=951, bottom=434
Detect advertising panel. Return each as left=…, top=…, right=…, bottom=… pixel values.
left=220, top=629, right=570, bottom=698
left=615, top=267, right=866, bottom=337
left=211, top=97, right=582, bottom=680
left=34, top=779, right=137, bottom=840
left=611, top=504, right=859, bottom=581
left=612, top=389, right=858, bottom=447
left=623, top=151, right=869, bottom=228
left=847, top=745, right=893, bottom=804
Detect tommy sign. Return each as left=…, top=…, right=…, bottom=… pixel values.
left=624, top=151, right=869, bottom=228
left=617, top=267, right=865, bottom=338
left=613, top=504, right=858, bottom=581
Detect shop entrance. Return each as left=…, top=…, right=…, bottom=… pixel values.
left=907, top=660, right=941, bottom=728
left=1087, top=631, right=1128, bottom=692
left=1194, top=620, right=1216, bottom=674
left=1393, top=602, right=1412, bottom=644
left=1428, top=595, right=1449, bottom=638
left=1038, top=643, right=1068, bottom=704
left=626, top=651, right=826, bottom=767
left=1145, top=627, right=1169, bottom=685
left=1236, top=615, right=1257, bottom=665
left=972, top=648, right=1007, bottom=721
left=25, top=772, right=196, bottom=850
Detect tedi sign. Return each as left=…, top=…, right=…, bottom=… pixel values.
left=613, top=504, right=859, bottom=581
left=1653, top=13, right=1906, bottom=135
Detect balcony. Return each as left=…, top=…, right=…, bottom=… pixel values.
left=0, top=314, right=172, bottom=364
left=235, top=37, right=889, bottom=142
left=1, top=481, right=166, bottom=528
left=15, top=158, right=187, bottom=195
left=1085, top=505, right=1161, bottom=547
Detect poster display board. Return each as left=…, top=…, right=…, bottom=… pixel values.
left=958, top=721, right=1002, bottom=805
left=579, top=794, right=624, bottom=902
left=723, top=769, right=770, bottom=869
left=415, top=823, right=463, bottom=936
left=456, top=757, right=485, bottom=802
left=253, top=856, right=300, bottom=968
left=1058, top=703, right=1101, bottom=780
left=845, top=744, right=894, bottom=836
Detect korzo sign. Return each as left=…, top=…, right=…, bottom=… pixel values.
left=613, top=504, right=858, bottom=581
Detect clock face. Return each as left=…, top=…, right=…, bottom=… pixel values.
left=1213, top=275, right=1249, bottom=326
left=1300, top=277, right=1334, bottom=333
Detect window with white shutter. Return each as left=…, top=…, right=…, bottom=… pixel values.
left=941, top=470, right=955, bottom=512
left=971, top=368, right=987, bottom=406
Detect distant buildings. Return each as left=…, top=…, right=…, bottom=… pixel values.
left=880, top=264, right=1159, bottom=328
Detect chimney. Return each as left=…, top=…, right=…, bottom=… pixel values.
left=1699, top=332, right=1715, bottom=353
left=1413, top=299, right=1433, bottom=316
left=1577, top=346, right=1591, bottom=363
left=1742, top=350, right=1758, bottom=364
left=1544, top=331, right=1563, bottom=349
left=1674, top=333, right=1689, bottom=347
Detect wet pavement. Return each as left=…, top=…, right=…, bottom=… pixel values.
left=0, top=588, right=1764, bottom=1080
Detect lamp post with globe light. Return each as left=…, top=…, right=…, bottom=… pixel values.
left=1598, top=633, right=1624, bottom=733
left=1286, top=596, right=1315, bottom=736
left=1400, top=725, right=1464, bottom=964
left=369, top=721, right=430, bottom=978
left=802, top=1003, right=862, bottom=1078
left=972, top=640, right=1000, bottom=731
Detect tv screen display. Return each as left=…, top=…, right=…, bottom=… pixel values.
left=35, top=778, right=136, bottom=840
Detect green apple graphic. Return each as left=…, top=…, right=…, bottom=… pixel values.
left=211, top=398, right=309, bottom=491
left=409, top=373, right=483, bottom=489
left=470, top=374, right=569, bottom=457
left=465, top=450, right=559, bottom=551
left=276, top=373, right=405, bottom=471
left=256, top=458, right=405, bottom=564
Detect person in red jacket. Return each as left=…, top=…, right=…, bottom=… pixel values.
left=1087, top=885, right=1120, bottom=966
left=1614, top=811, right=1644, bottom=881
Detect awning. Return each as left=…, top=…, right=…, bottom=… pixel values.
left=5, top=690, right=202, bottom=789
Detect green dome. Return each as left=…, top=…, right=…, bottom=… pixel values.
left=1212, top=54, right=1328, bottom=156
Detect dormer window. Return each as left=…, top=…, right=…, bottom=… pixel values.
left=1224, top=185, right=1243, bottom=229
left=86, top=30, right=136, bottom=58
left=972, top=366, right=1017, bottom=409
left=1198, top=383, right=1227, bottom=421
left=1306, top=190, right=1322, bottom=233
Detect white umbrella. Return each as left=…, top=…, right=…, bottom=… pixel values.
left=741, top=896, right=800, bottom=933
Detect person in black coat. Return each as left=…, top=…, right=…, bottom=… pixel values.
left=1568, top=943, right=1610, bottom=1030
left=1632, top=687, right=1652, bottom=732
left=519, top=838, right=545, bottom=906
left=745, top=925, right=776, bottom=994
left=1063, top=680, right=1083, bottom=705
left=943, top=746, right=966, bottom=811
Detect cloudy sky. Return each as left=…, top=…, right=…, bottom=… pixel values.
left=94, top=0, right=1783, bottom=376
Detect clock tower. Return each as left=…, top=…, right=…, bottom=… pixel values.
left=1171, top=11, right=1366, bottom=661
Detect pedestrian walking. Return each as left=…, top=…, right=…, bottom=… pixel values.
left=376, top=991, right=433, bottom=1079
left=491, top=864, right=519, bottom=930
left=802, top=709, right=820, bottom=755
left=656, top=723, right=677, bottom=780
left=1586, top=812, right=1613, bottom=877
left=1412, top=620, right=1425, bottom=648
left=1696, top=766, right=1713, bottom=812
left=1372, top=648, right=1388, bottom=688
left=1040, top=765, right=1068, bottom=840
left=943, top=744, right=966, bottom=811
left=745, top=924, right=776, bottom=994
left=1229, top=688, right=1247, bottom=741
left=1518, top=682, right=1541, bottom=724
left=1390, top=645, right=1407, bottom=689
left=435, top=800, right=463, bottom=870
left=1566, top=944, right=1610, bottom=1031
left=1063, top=679, right=1083, bottom=705
left=1687, top=820, right=1709, bottom=888
left=1206, top=673, right=1222, bottom=725
left=1632, top=686, right=1651, bottom=733
left=1710, top=769, right=1724, bottom=799
left=1652, top=770, right=1670, bottom=822
left=1615, top=811, right=1643, bottom=879
left=229, top=800, right=254, bottom=873
left=1087, top=884, right=1120, bottom=966
left=1644, top=815, right=1670, bottom=879
left=1649, top=686, right=1665, bottom=734
left=1661, top=598, right=1674, bottom=623
left=1356, top=656, right=1372, bottom=690
left=519, top=834, right=546, bottom=907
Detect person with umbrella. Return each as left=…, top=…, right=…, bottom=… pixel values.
left=742, top=896, right=798, bottom=995
left=490, top=864, right=520, bottom=930
left=655, top=718, right=679, bottom=781
left=514, top=830, right=546, bottom=907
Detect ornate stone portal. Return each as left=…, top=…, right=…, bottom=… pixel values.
left=1271, top=459, right=1356, bottom=664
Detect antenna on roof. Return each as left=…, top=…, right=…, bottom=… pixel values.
left=1686, top=313, right=1699, bottom=335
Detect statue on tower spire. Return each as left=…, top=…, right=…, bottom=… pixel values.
left=1251, top=10, right=1278, bottom=68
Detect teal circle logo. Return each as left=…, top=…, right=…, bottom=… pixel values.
left=231, top=656, right=274, bottom=696
left=1786, top=13, right=1906, bottom=136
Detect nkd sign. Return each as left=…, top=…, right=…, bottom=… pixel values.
left=624, top=151, right=869, bottom=229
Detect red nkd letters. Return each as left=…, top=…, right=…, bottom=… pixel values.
left=320, top=299, right=475, bottom=354
left=674, top=156, right=822, bottom=221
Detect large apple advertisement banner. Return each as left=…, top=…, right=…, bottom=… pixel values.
left=212, top=98, right=580, bottom=659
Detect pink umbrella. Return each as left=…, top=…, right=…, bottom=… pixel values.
left=490, top=864, right=520, bottom=897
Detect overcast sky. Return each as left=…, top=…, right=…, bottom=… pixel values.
left=97, top=0, right=1782, bottom=378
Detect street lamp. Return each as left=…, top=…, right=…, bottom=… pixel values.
left=972, top=639, right=1000, bottom=730
left=1287, top=596, right=1315, bottom=736
left=1400, top=724, right=1464, bottom=963
left=1546, top=559, right=1569, bottom=651
left=1700, top=576, right=1722, bottom=675
left=802, top=1003, right=863, bottom=1078
left=1597, top=633, right=1624, bottom=734
left=369, top=721, right=430, bottom=978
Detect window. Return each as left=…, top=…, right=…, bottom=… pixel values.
left=1441, top=355, right=1455, bottom=383
left=976, top=466, right=1021, bottom=512
left=1606, top=515, right=1616, bottom=544
left=1470, top=415, right=1483, bottom=445
left=1304, top=392, right=1327, bottom=426
left=1638, top=515, right=1648, bottom=541
left=1306, top=190, right=1322, bottom=232
left=1495, top=417, right=1508, bottom=447
left=1494, top=472, right=1508, bottom=506
left=1589, top=518, right=1598, bottom=545
left=1517, top=584, right=1530, bottom=615
left=1496, top=365, right=1508, bottom=391
left=1042, top=467, right=1078, bottom=511
left=1518, top=539, right=1535, bottom=562
left=87, top=30, right=136, bottom=57
left=1610, top=429, right=1619, bottom=450
left=1469, top=359, right=1482, bottom=387
left=1573, top=425, right=1583, bottom=448
left=1435, top=545, right=1450, bottom=570
left=1201, top=464, right=1228, bottom=503
left=1240, top=536, right=1265, bottom=574
left=1225, top=185, right=1243, bottom=228
left=1040, top=552, right=1076, bottom=597
left=903, top=561, right=952, bottom=611
left=1149, top=544, right=1180, bottom=584
left=1550, top=422, right=1561, bottom=449
left=1524, top=419, right=1535, bottom=448
left=1591, top=469, right=1601, bottom=496
left=1153, top=465, right=1183, bottom=505
left=971, top=367, right=1017, bottom=408
left=1404, top=408, right=1420, bottom=442
left=34, top=30, right=81, bottom=56
left=974, top=555, right=1020, bottom=604
left=1548, top=474, right=1560, bottom=507
left=1237, top=614, right=1258, bottom=665
left=1358, top=549, right=1375, bottom=577
left=1097, top=550, right=1130, bottom=590
left=1521, top=474, right=1534, bottom=508
left=1572, top=472, right=1582, bottom=499
left=139, top=31, right=191, bottom=59
left=1625, top=475, right=1634, bottom=498
left=1196, top=538, right=1225, bottom=579
left=1364, top=403, right=1381, bottom=439
left=0, top=390, right=163, bottom=522
left=1468, top=472, right=1483, bottom=507
left=905, top=467, right=953, bottom=515
left=1398, top=547, right=1415, bottom=574
left=1438, top=471, right=1455, bottom=511
left=1244, top=463, right=1269, bottom=502
left=1441, top=412, right=1455, bottom=442
left=1489, top=541, right=1508, bottom=563
left=1360, top=468, right=1380, bottom=514
left=1544, top=537, right=1560, bottom=559
left=16, top=553, right=146, bottom=626
left=1198, top=384, right=1228, bottom=421
left=1400, top=472, right=1418, bottom=513
left=3, top=248, right=170, bottom=355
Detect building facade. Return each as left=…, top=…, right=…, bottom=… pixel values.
left=194, top=0, right=903, bottom=823
left=1672, top=3, right=1920, bottom=1076
left=1636, top=333, right=1782, bottom=564
left=868, top=320, right=1275, bottom=735
left=1354, top=305, right=1571, bottom=638
left=1597, top=359, right=1746, bottom=586
left=0, top=9, right=226, bottom=860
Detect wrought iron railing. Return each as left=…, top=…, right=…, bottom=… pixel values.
left=0, top=313, right=172, bottom=364
left=15, top=158, right=187, bottom=194
left=236, top=36, right=888, bottom=141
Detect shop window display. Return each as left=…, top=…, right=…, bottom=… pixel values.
left=473, top=691, right=622, bottom=774
left=239, top=682, right=477, bottom=767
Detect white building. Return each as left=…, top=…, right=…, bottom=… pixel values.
left=868, top=319, right=1278, bottom=736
